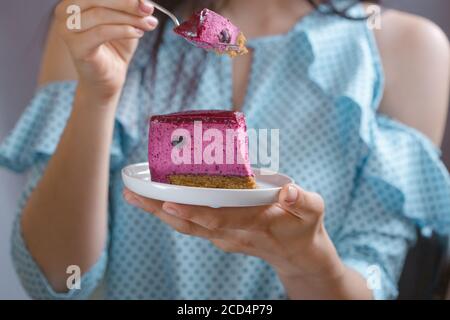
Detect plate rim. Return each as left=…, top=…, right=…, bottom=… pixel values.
left=122, top=162, right=294, bottom=192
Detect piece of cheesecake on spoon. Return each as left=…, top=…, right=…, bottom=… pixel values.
left=174, top=8, right=248, bottom=57
left=148, top=1, right=248, bottom=57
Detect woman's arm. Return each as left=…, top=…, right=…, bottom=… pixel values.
left=21, top=0, right=158, bottom=292
left=375, top=10, right=450, bottom=147
left=21, top=84, right=120, bottom=293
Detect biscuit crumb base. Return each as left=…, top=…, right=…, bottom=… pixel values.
left=168, top=174, right=257, bottom=189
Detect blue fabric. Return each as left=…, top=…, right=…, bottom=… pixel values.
left=1, top=5, right=449, bottom=300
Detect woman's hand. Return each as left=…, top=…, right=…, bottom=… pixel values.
left=123, top=184, right=346, bottom=286
left=54, top=0, right=158, bottom=97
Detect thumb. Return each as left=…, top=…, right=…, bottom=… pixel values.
left=279, top=184, right=325, bottom=219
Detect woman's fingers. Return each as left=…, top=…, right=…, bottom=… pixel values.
left=72, top=7, right=158, bottom=33
left=153, top=209, right=265, bottom=257
left=54, top=0, right=159, bottom=60
left=53, top=0, right=159, bottom=61
left=67, top=24, right=145, bottom=58
left=123, top=189, right=214, bottom=238
left=55, top=0, right=153, bottom=19
left=278, top=184, right=325, bottom=220
left=161, top=202, right=272, bottom=232
left=210, top=232, right=274, bottom=258
left=123, top=188, right=163, bottom=212
left=154, top=210, right=218, bottom=239
left=153, top=209, right=263, bottom=255
left=123, top=189, right=227, bottom=239
left=123, top=189, right=285, bottom=258
left=123, top=189, right=257, bottom=243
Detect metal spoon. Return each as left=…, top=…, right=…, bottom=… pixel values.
left=147, top=0, right=180, bottom=27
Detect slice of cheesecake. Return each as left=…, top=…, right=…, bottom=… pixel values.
left=149, top=110, right=256, bottom=189
left=174, top=8, right=248, bottom=57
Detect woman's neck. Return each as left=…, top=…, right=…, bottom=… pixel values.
left=221, top=0, right=315, bottom=39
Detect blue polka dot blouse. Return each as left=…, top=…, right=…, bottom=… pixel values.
left=1, top=5, right=449, bottom=300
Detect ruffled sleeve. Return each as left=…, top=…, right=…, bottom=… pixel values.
left=336, top=114, right=450, bottom=300
left=0, top=82, right=77, bottom=172
left=0, top=81, right=143, bottom=173
left=303, top=6, right=450, bottom=299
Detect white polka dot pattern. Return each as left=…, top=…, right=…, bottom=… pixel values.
left=0, top=5, right=449, bottom=300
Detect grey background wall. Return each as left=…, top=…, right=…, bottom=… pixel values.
left=0, top=0, right=449, bottom=299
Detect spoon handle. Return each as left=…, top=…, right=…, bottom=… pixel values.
left=147, top=1, right=181, bottom=26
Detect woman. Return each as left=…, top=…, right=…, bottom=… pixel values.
left=0, top=0, right=449, bottom=299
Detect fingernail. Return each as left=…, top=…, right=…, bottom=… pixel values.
left=139, top=0, right=154, bottom=14
left=285, top=185, right=298, bottom=204
left=163, top=205, right=180, bottom=217
left=144, top=16, right=159, bottom=27
left=124, top=192, right=141, bottom=207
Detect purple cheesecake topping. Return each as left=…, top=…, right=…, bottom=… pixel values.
left=148, top=110, right=254, bottom=184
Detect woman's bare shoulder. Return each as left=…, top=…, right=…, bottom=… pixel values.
left=372, top=8, right=449, bottom=146
left=38, top=18, right=78, bottom=86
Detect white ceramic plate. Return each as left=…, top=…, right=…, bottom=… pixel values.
left=122, top=163, right=294, bottom=208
